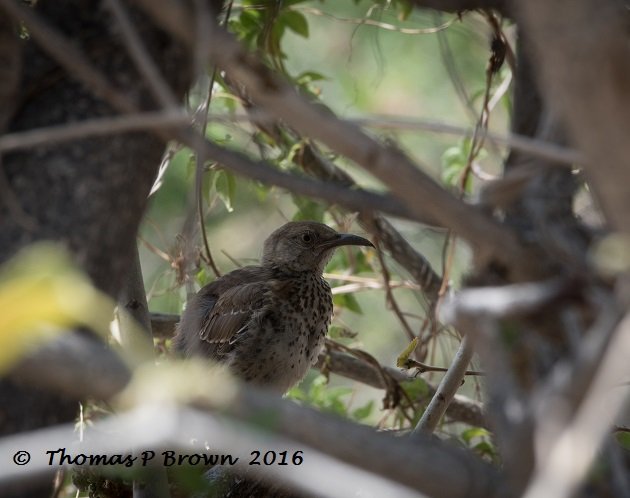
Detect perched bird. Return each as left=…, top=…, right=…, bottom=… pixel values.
left=173, top=221, right=373, bottom=393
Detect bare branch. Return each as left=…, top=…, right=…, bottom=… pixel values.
left=412, top=335, right=475, bottom=434
left=440, top=278, right=569, bottom=320
left=0, top=12, right=20, bottom=132
left=408, top=0, right=509, bottom=16
left=442, top=292, right=535, bottom=490
left=0, top=405, right=422, bottom=498
left=0, top=111, right=189, bottom=153
left=515, top=0, right=630, bottom=234
left=0, top=0, right=135, bottom=113
left=6, top=333, right=130, bottom=401
left=184, top=132, right=428, bottom=223
left=524, top=302, right=630, bottom=498
left=0, top=374, right=499, bottom=498
left=116, top=242, right=170, bottom=498
left=104, top=0, right=179, bottom=110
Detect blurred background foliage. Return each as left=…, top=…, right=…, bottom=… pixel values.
left=140, top=0, right=510, bottom=431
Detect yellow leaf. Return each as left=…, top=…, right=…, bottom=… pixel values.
left=396, top=337, right=419, bottom=368
left=0, top=244, right=114, bottom=372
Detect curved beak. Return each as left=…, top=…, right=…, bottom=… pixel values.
left=318, top=233, right=375, bottom=250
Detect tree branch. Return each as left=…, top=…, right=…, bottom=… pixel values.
left=515, top=0, right=630, bottom=235
left=117, top=243, right=170, bottom=498
left=524, top=301, right=630, bottom=498
left=0, top=11, right=19, bottom=132
left=412, top=335, right=475, bottom=434
left=0, top=395, right=500, bottom=498
left=408, top=0, right=509, bottom=17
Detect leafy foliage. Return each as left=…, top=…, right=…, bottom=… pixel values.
left=288, top=374, right=375, bottom=423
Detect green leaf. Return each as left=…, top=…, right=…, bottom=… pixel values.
left=397, top=0, right=413, bottom=21
left=440, top=142, right=468, bottom=187
left=461, top=427, right=491, bottom=444
left=616, top=431, right=630, bottom=451
left=286, top=385, right=307, bottom=401
left=295, top=71, right=328, bottom=85
left=291, top=195, right=326, bottom=222
left=400, top=378, right=429, bottom=400
left=195, top=267, right=209, bottom=287
left=281, top=10, right=309, bottom=38
left=333, top=293, right=363, bottom=314
left=396, top=337, right=419, bottom=368
left=473, top=441, right=497, bottom=459
left=351, top=400, right=375, bottom=422
left=214, top=170, right=236, bottom=213
left=238, top=9, right=262, bottom=32
left=328, top=325, right=357, bottom=340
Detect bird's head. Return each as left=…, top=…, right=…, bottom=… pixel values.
left=262, top=221, right=374, bottom=274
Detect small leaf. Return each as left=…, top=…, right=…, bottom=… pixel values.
left=616, top=431, right=630, bottom=451
left=214, top=170, right=236, bottom=213
left=328, top=325, right=357, bottom=339
left=473, top=441, right=498, bottom=460
left=461, top=427, right=491, bottom=444
left=396, top=337, right=419, bottom=368
left=291, top=195, right=326, bottom=222
left=195, top=267, right=209, bottom=286
left=352, top=400, right=374, bottom=422
left=400, top=378, right=429, bottom=400
left=333, top=293, right=363, bottom=314
left=238, top=9, right=262, bottom=32
left=281, top=10, right=309, bottom=38
left=397, top=0, right=413, bottom=21
left=295, top=71, right=328, bottom=85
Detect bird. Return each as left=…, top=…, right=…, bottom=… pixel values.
left=173, top=221, right=373, bottom=393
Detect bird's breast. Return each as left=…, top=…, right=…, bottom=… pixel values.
left=235, top=274, right=332, bottom=391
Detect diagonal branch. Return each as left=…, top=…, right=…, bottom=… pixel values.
left=412, top=335, right=475, bottom=434
left=0, top=395, right=499, bottom=498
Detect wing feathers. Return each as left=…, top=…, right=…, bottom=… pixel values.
left=199, top=280, right=269, bottom=346
left=177, top=265, right=294, bottom=359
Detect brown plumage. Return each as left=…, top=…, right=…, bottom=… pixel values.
left=173, top=221, right=373, bottom=393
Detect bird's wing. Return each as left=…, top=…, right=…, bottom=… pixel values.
left=199, top=280, right=270, bottom=345
left=173, top=266, right=270, bottom=357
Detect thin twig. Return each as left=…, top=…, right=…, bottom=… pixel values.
left=0, top=0, right=136, bottom=112
left=192, top=0, right=233, bottom=280
left=375, top=239, right=417, bottom=342
left=104, top=0, right=179, bottom=109
left=191, top=112, right=584, bottom=166
left=299, top=6, right=457, bottom=35
left=0, top=112, right=189, bottom=153
left=402, top=357, right=484, bottom=376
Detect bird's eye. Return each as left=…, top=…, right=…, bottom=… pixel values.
left=301, top=232, right=313, bottom=244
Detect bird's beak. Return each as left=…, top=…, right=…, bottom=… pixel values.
left=318, top=233, right=375, bottom=250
